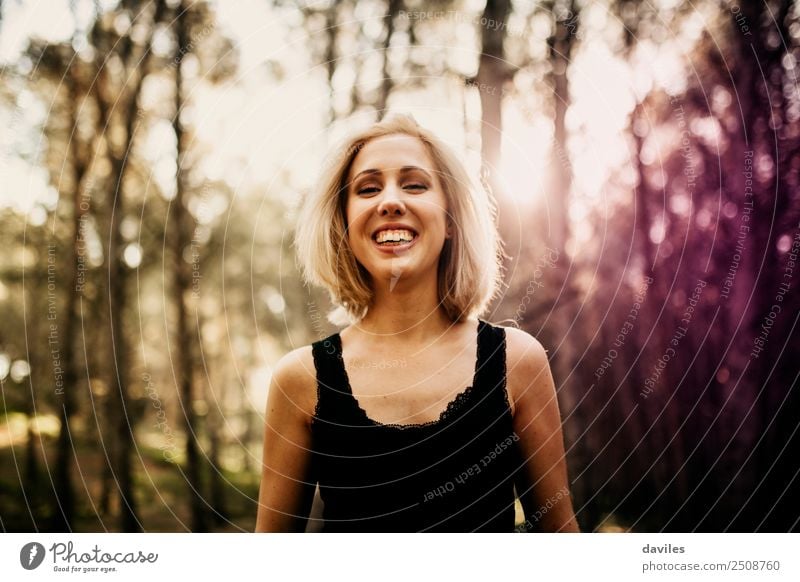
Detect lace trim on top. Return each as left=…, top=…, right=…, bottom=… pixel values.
left=352, top=383, right=477, bottom=430
left=330, top=322, right=484, bottom=431
left=497, top=326, right=511, bottom=416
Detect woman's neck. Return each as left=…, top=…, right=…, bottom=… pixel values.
left=352, top=274, right=455, bottom=342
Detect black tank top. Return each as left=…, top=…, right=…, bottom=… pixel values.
left=310, top=319, right=520, bottom=532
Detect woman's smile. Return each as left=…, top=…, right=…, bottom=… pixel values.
left=370, top=223, right=420, bottom=254
left=370, top=232, right=419, bottom=254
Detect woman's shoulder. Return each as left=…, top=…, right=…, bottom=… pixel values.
left=485, top=321, right=551, bottom=409
left=270, top=343, right=321, bottom=418
left=485, top=320, right=548, bottom=359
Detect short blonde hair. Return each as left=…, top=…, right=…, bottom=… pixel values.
left=294, top=114, right=503, bottom=326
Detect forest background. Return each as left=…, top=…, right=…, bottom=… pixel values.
left=0, top=0, right=798, bottom=532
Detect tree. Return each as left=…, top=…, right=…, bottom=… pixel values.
left=91, top=0, right=169, bottom=531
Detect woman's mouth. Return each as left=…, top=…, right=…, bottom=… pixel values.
left=371, top=228, right=418, bottom=253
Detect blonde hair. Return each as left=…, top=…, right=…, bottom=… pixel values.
left=294, top=114, right=503, bottom=326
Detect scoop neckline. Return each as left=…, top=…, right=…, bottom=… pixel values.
left=332, top=319, right=485, bottom=430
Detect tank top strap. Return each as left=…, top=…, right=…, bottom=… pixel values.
left=474, top=319, right=511, bottom=412
left=310, top=332, right=352, bottom=424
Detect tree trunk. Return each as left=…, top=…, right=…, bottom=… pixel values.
left=51, top=61, right=91, bottom=531
left=376, top=0, right=401, bottom=118
left=106, top=146, right=139, bottom=532
left=541, top=0, right=582, bottom=516
left=96, top=0, right=168, bottom=531
left=172, top=1, right=208, bottom=532
left=324, top=6, right=337, bottom=125
left=544, top=0, right=577, bottom=255
left=207, top=379, right=227, bottom=525
left=475, top=0, right=511, bottom=194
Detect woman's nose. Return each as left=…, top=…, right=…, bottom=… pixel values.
left=377, top=183, right=405, bottom=216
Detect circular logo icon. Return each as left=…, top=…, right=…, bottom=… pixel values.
left=20, top=542, right=46, bottom=570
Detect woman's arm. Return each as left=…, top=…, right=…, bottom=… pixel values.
left=255, top=347, right=318, bottom=532
left=505, top=327, right=580, bottom=532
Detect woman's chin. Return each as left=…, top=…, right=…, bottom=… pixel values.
left=362, top=264, right=406, bottom=282
left=358, top=252, right=439, bottom=286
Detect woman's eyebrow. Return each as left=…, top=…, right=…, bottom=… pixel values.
left=351, top=166, right=433, bottom=181
left=352, top=168, right=381, bottom=181
left=399, top=166, right=433, bottom=180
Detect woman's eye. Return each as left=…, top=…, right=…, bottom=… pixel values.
left=358, top=186, right=380, bottom=195
left=405, top=183, right=427, bottom=190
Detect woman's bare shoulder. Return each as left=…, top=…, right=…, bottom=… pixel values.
left=490, top=323, right=551, bottom=410
left=270, top=343, right=320, bottom=418
left=491, top=322, right=548, bottom=363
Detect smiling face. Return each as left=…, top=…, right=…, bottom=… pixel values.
left=344, top=133, right=450, bottom=288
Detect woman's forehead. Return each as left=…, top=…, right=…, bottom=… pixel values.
left=349, top=134, right=435, bottom=176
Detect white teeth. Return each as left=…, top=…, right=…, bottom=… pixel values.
left=375, top=229, right=415, bottom=244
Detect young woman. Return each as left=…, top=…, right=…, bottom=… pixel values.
left=255, top=115, right=579, bottom=533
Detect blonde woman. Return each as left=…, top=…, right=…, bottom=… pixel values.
left=255, top=115, right=579, bottom=533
